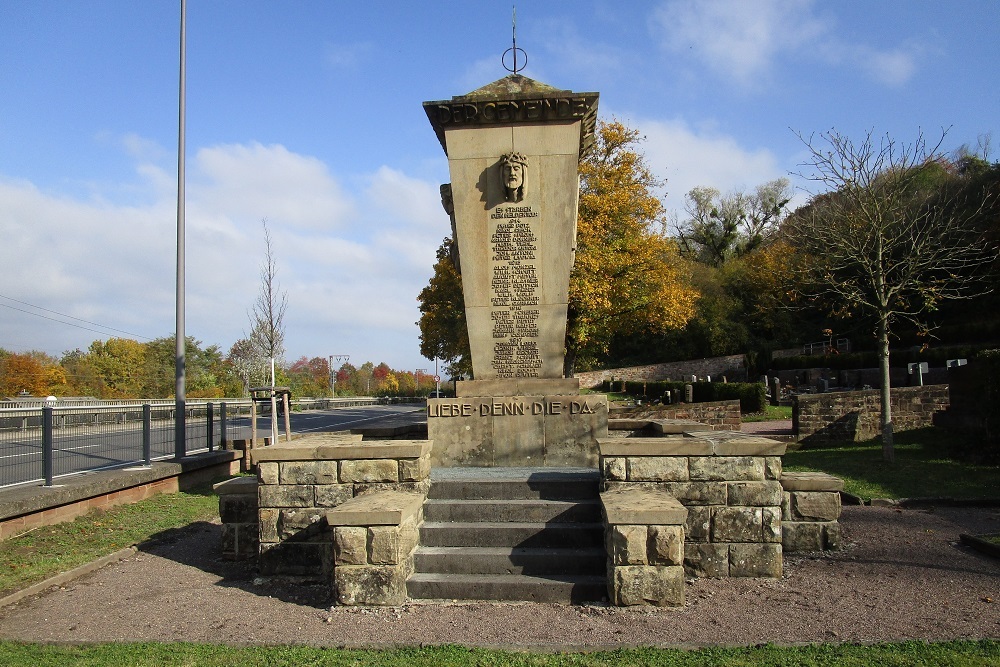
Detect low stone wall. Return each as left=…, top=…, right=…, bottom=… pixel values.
left=794, top=385, right=950, bottom=445
left=250, top=433, right=431, bottom=581
left=576, top=355, right=747, bottom=388
left=601, top=487, right=687, bottom=606
left=214, top=477, right=259, bottom=560
left=329, top=490, right=424, bottom=606
left=779, top=472, right=843, bottom=552
left=611, top=400, right=742, bottom=432
left=599, top=433, right=785, bottom=578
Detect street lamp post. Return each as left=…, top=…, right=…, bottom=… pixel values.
left=329, top=354, right=350, bottom=397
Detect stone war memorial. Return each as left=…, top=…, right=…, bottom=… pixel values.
left=423, top=74, right=607, bottom=468
left=216, top=69, right=845, bottom=609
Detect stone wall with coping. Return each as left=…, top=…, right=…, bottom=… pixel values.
left=611, top=400, right=742, bottom=432
left=575, top=354, right=748, bottom=388
left=780, top=471, right=843, bottom=552
left=601, top=488, right=687, bottom=606
left=214, top=476, right=259, bottom=560
left=794, top=385, right=949, bottom=445
left=328, top=490, right=424, bottom=606
left=250, top=434, right=432, bottom=581
left=599, top=433, right=785, bottom=578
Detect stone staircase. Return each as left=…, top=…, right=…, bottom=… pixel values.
left=406, top=468, right=607, bottom=604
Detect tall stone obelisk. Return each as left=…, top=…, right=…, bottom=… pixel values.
left=423, top=75, right=608, bottom=467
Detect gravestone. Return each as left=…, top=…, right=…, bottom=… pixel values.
left=423, top=74, right=607, bottom=467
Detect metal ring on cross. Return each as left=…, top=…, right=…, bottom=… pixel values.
left=502, top=47, right=527, bottom=74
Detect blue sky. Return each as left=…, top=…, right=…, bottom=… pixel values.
left=1, top=1, right=997, bottom=374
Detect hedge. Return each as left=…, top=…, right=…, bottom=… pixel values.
left=602, top=379, right=766, bottom=415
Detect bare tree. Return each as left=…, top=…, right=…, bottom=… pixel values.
left=787, top=129, right=994, bottom=462
left=248, top=219, right=288, bottom=438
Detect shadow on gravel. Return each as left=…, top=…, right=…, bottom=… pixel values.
left=136, top=521, right=332, bottom=609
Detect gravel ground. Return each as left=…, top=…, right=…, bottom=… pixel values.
left=0, top=505, right=997, bottom=649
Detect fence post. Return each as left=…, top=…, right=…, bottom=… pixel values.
left=42, top=406, right=54, bottom=486
left=142, top=403, right=152, bottom=466
left=207, top=402, right=214, bottom=452
left=220, top=402, right=227, bottom=449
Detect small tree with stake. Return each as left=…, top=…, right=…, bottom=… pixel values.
left=786, top=129, right=995, bottom=462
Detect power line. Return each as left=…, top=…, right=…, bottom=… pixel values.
left=0, top=294, right=152, bottom=341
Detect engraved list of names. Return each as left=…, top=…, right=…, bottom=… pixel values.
left=489, top=205, right=541, bottom=378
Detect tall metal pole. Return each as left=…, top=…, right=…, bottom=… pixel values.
left=174, top=0, right=187, bottom=459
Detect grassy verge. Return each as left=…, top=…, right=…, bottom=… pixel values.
left=0, top=483, right=222, bottom=598
left=742, top=404, right=792, bottom=422
left=783, top=427, right=1000, bottom=501
left=0, top=640, right=998, bottom=666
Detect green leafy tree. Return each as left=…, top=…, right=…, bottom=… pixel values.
left=417, top=237, right=472, bottom=379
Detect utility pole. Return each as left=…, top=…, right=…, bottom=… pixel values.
left=174, top=0, right=187, bottom=460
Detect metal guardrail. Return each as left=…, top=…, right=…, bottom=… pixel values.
left=0, top=396, right=385, bottom=489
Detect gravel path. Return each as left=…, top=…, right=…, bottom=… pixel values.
left=0, top=505, right=997, bottom=649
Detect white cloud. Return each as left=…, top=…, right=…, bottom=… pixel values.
left=650, top=0, right=920, bottom=89
left=323, top=41, right=375, bottom=70
left=629, top=116, right=795, bottom=215
left=0, top=141, right=442, bottom=371
left=190, top=142, right=356, bottom=232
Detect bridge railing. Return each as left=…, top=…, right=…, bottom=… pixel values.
left=0, top=397, right=383, bottom=489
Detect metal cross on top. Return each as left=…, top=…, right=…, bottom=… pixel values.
left=502, top=6, right=527, bottom=74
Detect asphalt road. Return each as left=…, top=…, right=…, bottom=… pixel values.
left=0, top=403, right=424, bottom=489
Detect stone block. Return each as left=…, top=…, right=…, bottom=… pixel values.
left=626, top=456, right=689, bottom=482
left=763, top=507, right=782, bottom=543
left=258, top=484, right=313, bottom=508
left=339, top=459, right=399, bottom=484
left=609, top=565, right=685, bottom=607
left=689, top=456, right=764, bottom=481
left=335, top=564, right=409, bottom=606
left=824, top=522, right=841, bottom=549
left=764, top=457, right=782, bottom=481
left=662, top=481, right=728, bottom=506
left=727, top=481, right=782, bottom=507
left=781, top=521, right=824, bottom=552
left=353, top=480, right=430, bottom=497
left=607, top=524, right=647, bottom=565
left=314, top=483, right=354, bottom=508
left=685, top=506, right=711, bottom=542
left=791, top=491, right=841, bottom=521
left=398, top=455, right=431, bottom=482
left=647, top=525, right=684, bottom=566
left=368, top=526, right=402, bottom=565
left=259, top=541, right=331, bottom=578
left=729, top=543, right=782, bottom=578
left=219, top=493, right=257, bottom=524
left=684, top=543, right=729, bottom=577
left=334, top=526, right=368, bottom=565
left=602, top=456, right=626, bottom=481
left=712, top=506, right=763, bottom=543
left=278, top=509, right=324, bottom=539
left=256, top=462, right=278, bottom=485
left=780, top=471, right=844, bottom=492
left=281, top=460, right=339, bottom=485
left=220, top=523, right=237, bottom=557
left=259, top=508, right=279, bottom=543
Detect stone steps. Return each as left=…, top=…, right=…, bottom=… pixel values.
left=407, top=467, right=607, bottom=604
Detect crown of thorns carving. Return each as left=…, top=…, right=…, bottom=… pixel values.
left=501, top=152, right=529, bottom=167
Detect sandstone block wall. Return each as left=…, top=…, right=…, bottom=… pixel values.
left=576, top=354, right=747, bottom=388
left=214, top=477, right=259, bottom=560
left=601, top=488, right=687, bottom=606
left=611, top=400, right=742, bottom=432
left=779, top=471, right=844, bottom=552
left=599, top=433, right=785, bottom=578
left=329, top=491, right=424, bottom=606
left=794, top=385, right=949, bottom=444
left=251, top=436, right=431, bottom=580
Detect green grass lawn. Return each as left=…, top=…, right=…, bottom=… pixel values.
left=783, top=427, right=1000, bottom=501
left=0, top=483, right=221, bottom=598
left=0, top=640, right=998, bottom=666
left=742, top=404, right=792, bottom=422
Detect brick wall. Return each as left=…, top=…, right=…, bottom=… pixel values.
left=576, top=354, right=747, bottom=389
left=793, top=385, right=950, bottom=445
